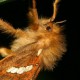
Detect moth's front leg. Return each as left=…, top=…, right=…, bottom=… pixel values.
left=0, top=47, right=12, bottom=57
left=0, top=19, right=27, bottom=38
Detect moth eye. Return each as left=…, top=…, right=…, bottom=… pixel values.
left=46, top=26, right=52, bottom=31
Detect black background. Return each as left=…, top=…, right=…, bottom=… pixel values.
left=0, top=0, right=79, bottom=80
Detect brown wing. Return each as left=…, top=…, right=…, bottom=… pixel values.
left=0, top=42, right=41, bottom=80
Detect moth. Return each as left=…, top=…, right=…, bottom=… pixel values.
left=0, top=0, right=67, bottom=80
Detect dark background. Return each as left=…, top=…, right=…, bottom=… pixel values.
left=0, top=0, right=79, bottom=80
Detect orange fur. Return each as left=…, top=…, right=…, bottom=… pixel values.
left=0, top=18, right=66, bottom=70
left=0, top=0, right=67, bottom=71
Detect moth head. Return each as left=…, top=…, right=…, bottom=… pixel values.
left=28, top=0, right=66, bottom=33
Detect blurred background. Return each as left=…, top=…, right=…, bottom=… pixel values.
left=0, top=0, right=79, bottom=80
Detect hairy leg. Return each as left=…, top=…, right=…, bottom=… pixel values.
left=0, top=47, right=12, bottom=57
left=0, top=19, right=28, bottom=57
left=0, top=19, right=26, bottom=38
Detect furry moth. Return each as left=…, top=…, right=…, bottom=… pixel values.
left=0, top=0, right=67, bottom=80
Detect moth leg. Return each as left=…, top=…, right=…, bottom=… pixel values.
left=0, top=19, right=17, bottom=34
left=0, top=19, right=26, bottom=38
left=0, top=47, right=12, bottom=57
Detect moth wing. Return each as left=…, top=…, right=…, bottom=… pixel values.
left=0, top=42, right=41, bottom=80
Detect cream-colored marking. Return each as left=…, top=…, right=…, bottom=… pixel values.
left=35, top=64, right=38, bottom=66
left=17, top=67, right=26, bottom=74
left=25, top=65, right=33, bottom=72
left=37, top=49, right=43, bottom=56
left=10, top=68, right=18, bottom=73
left=6, top=67, right=16, bottom=73
left=6, top=65, right=33, bottom=74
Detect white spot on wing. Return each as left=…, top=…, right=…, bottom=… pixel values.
left=6, top=67, right=16, bottom=73
left=17, top=67, right=26, bottom=74
left=25, top=65, right=33, bottom=72
left=37, top=49, right=43, bottom=56
left=6, top=65, right=33, bottom=74
left=10, top=68, right=18, bottom=73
